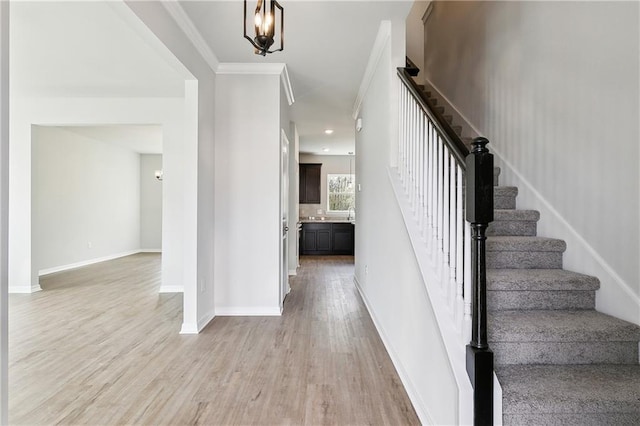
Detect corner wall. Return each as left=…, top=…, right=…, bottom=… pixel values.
left=213, top=70, right=282, bottom=315
left=423, top=1, right=640, bottom=324
left=353, top=21, right=458, bottom=425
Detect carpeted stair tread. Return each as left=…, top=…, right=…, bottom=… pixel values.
left=487, top=269, right=599, bottom=291
left=487, top=236, right=567, bottom=252
left=496, top=364, right=640, bottom=424
left=494, top=186, right=518, bottom=197
left=493, top=209, right=539, bottom=221
left=489, top=310, right=640, bottom=342
left=488, top=209, right=540, bottom=236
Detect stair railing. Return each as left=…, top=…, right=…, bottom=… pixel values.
left=397, top=66, right=494, bottom=425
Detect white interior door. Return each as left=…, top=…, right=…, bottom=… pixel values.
left=280, top=130, right=290, bottom=310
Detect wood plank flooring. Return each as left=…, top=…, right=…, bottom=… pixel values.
left=9, top=254, right=419, bottom=425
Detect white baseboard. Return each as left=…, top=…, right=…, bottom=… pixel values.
left=140, top=249, right=162, bottom=253
left=197, top=309, right=216, bottom=331
left=353, top=275, right=436, bottom=425
left=38, top=250, right=142, bottom=276
left=159, top=285, right=184, bottom=293
left=180, top=322, right=199, bottom=334
left=9, top=284, right=42, bottom=294
left=288, top=268, right=297, bottom=276
left=180, top=310, right=216, bottom=334
left=214, top=306, right=282, bottom=316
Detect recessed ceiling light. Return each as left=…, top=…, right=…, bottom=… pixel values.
left=322, top=148, right=330, bottom=152
left=324, top=129, right=334, bottom=135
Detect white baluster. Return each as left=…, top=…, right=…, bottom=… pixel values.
left=463, top=219, right=472, bottom=344
left=455, top=164, right=465, bottom=329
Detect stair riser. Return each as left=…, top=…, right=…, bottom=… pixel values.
left=487, top=251, right=563, bottom=269
left=487, top=221, right=537, bottom=236
left=495, top=195, right=516, bottom=209
left=491, top=341, right=639, bottom=365
left=487, top=290, right=595, bottom=310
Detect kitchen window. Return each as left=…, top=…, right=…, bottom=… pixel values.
left=327, top=174, right=355, bottom=213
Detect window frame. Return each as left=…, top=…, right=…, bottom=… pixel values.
left=326, top=173, right=355, bottom=213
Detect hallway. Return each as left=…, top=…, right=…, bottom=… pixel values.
left=9, top=254, right=419, bottom=425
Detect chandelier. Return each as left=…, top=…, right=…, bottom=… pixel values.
left=243, top=0, right=284, bottom=56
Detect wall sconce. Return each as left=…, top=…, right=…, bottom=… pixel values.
left=244, top=0, right=284, bottom=56
left=155, top=170, right=163, bottom=181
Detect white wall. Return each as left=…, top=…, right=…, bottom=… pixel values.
left=214, top=69, right=282, bottom=315
left=0, top=2, right=9, bottom=422
left=406, top=1, right=430, bottom=85
left=32, top=126, right=141, bottom=274
left=424, top=1, right=640, bottom=324
left=298, top=154, right=356, bottom=218
left=140, top=154, right=162, bottom=251
left=353, top=21, right=458, bottom=425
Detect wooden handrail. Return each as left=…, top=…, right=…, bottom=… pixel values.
left=396, top=67, right=469, bottom=166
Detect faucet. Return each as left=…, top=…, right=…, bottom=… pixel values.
left=347, top=207, right=355, bottom=221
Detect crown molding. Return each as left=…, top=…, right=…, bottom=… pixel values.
left=352, top=21, right=391, bottom=119
left=217, top=63, right=295, bottom=106
left=280, top=64, right=295, bottom=106
left=161, top=0, right=220, bottom=72
left=216, top=63, right=285, bottom=75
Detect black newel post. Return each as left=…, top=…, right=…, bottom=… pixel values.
left=465, top=137, right=494, bottom=426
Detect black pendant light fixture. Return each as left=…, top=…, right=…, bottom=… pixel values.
left=244, top=0, right=284, bottom=56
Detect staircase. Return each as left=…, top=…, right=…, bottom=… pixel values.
left=425, top=88, right=640, bottom=424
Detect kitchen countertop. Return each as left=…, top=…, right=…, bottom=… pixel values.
left=298, top=218, right=355, bottom=225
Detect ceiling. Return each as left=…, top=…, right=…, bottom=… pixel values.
left=10, top=1, right=413, bottom=156
left=180, top=1, right=413, bottom=155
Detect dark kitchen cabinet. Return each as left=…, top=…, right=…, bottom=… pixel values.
left=331, top=223, right=354, bottom=254
left=301, top=223, right=331, bottom=254
left=299, top=163, right=321, bottom=204
left=300, top=222, right=354, bottom=255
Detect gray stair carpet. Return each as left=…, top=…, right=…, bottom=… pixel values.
left=423, top=88, right=640, bottom=424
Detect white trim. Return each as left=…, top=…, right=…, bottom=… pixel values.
left=214, top=306, right=282, bottom=316
left=422, top=1, right=434, bottom=24
left=198, top=309, right=215, bottom=331
left=216, top=63, right=294, bottom=106
left=159, top=285, right=184, bottom=293
left=140, top=249, right=162, bottom=253
left=280, top=64, right=295, bottom=106
left=179, top=322, right=198, bottom=334
left=216, top=63, right=286, bottom=75
left=8, top=284, right=42, bottom=294
left=179, top=309, right=215, bottom=334
left=426, top=76, right=640, bottom=325
left=353, top=275, right=436, bottom=426
left=161, top=0, right=220, bottom=72
left=288, top=269, right=297, bottom=276
left=37, top=250, right=141, bottom=277
left=352, top=21, right=392, bottom=119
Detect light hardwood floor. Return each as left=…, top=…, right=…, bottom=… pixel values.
left=9, top=254, right=419, bottom=425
